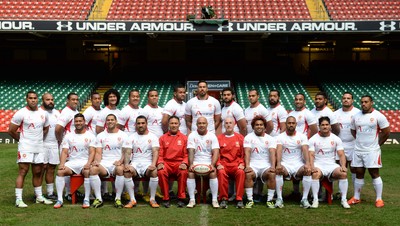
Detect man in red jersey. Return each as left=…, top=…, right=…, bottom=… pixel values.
left=217, top=116, right=245, bottom=209
left=157, top=115, right=189, bottom=208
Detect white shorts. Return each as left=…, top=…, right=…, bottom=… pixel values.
left=17, top=152, right=45, bottom=164
left=314, top=162, right=340, bottom=180
left=99, top=160, right=117, bottom=177
left=250, top=162, right=271, bottom=183
left=336, top=148, right=354, bottom=161
left=281, top=161, right=304, bottom=180
left=130, top=161, right=152, bottom=178
left=65, top=160, right=87, bottom=174
left=44, top=145, right=60, bottom=165
left=351, top=150, right=382, bottom=168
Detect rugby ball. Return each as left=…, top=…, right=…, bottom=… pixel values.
left=193, top=164, right=212, bottom=175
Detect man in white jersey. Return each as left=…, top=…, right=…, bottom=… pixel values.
left=162, top=84, right=188, bottom=135
left=221, top=87, right=247, bottom=136
left=95, top=88, right=122, bottom=198
left=275, top=116, right=312, bottom=208
left=40, top=93, right=61, bottom=201
left=287, top=93, right=318, bottom=198
left=9, top=90, right=52, bottom=208
left=95, top=88, right=122, bottom=135
left=55, top=92, right=80, bottom=200
left=122, top=115, right=161, bottom=208
left=333, top=92, right=361, bottom=196
left=90, top=113, right=129, bottom=208
left=244, top=89, right=273, bottom=134
left=288, top=93, right=318, bottom=138
left=55, top=92, right=80, bottom=144
left=161, top=84, right=188, bottom=200
left=308, top=116, right=350, bottom=209
left=141, top=88, right=164, bottom=201
left=185, top=80, right=222, bottom=135
left=118, top=89, right=142, bottom=136
left=244, top=88, right=273, bottom=202
left=82, top=92, right=102, bottom=136
left=267, top=89, right=288, bottom=137
left=348, top=95, right=390, bottom=208
left=311, top=91, right=340, bottom=135
left=53, top=113, right=96, bottom=209
left=142, top=88, right=164, bottom=138
left=186, top=116, right=220, bottom=208
left=311, top=91, right=340, bottom=201
left=243, top=115, right=277, bottom=209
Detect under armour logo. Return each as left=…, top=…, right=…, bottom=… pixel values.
left=56, top=21, right=73, bottom=31
left=218, top=22, right=233, bottom=32
left=379, top=21, right=396, bottom=31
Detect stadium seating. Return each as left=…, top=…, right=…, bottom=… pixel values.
left=0, top=0, right=95, bottom=20
left=113, top=81, right=174, bottom=108
left=324, top=0, right=400, bottom=20
left=235, top=80, right=314, bottom=111
left=0, top=80, right=97, bottom=132
left=106, top=0, right=312, bottom=21
left=321, top=81, right=400, bottom=111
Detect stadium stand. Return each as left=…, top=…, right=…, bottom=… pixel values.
left=324, top=0, right=400, bottom=20
left=0, top=80, right=97, bottom=132
left=0, top=0, right=95, bottom=20
left=106, top=0, right=312, bottom=21
left=235, top=80, right=314, bottom=111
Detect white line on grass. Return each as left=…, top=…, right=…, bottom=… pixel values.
left=199, top=204, right=209, bottom=226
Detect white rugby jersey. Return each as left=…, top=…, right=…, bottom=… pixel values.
left=123, top=131, right=160, bottom=163
left=119, top=104, right=142, bottom=136
left=11, top=107, right=49, bottom=153
left=142, top=104, right=164, bottom=138
left=288, top=108, right=317, bottom=136
left=57, top=106, right=78, bottom=135
left=83, top=105, right=102, bottom=136
left=267, top=103, right=288, bottom=137
left=221, top=101, right=245, bottom=134
left=244, top=103, right=271, bottom=133
left=163, top=98, right=187, bottom=135
left=95, top=129, right=128, bottom=162
left=308, top=132, right=343, bottom=164
left=351, top=109, right=390, bottom=153
left=187, top=130, right=219, bottom=164
left=334, top=106, right=361, bottom=150
left=61, top=130, right=96, bottom=161
left=244, top=132, right=277, bottom=164
left=185, top=96, right=221, bottom=134
left=276, top=131, right=308, bottom=164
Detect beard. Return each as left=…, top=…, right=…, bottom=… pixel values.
left=43, top=103, right=54, bottom=110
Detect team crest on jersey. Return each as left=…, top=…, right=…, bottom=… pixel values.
left=148, top=139, right=152, bottom=144
left=235, top=141, right=240, bottom=147
left=208, top=104, right=212, bottom=108
left=331, top=141, right=335, bottom=146
left=85, top=138, right=89, bottom=143
left=298, top=115, right=303, bottom=120
left=370, top=118, right=375, bottom=123
left=297, top=140, right=301, bottom=144
left=264, top=141, right=269, bottom=145
left=177, top=140, right=182, bottom=146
